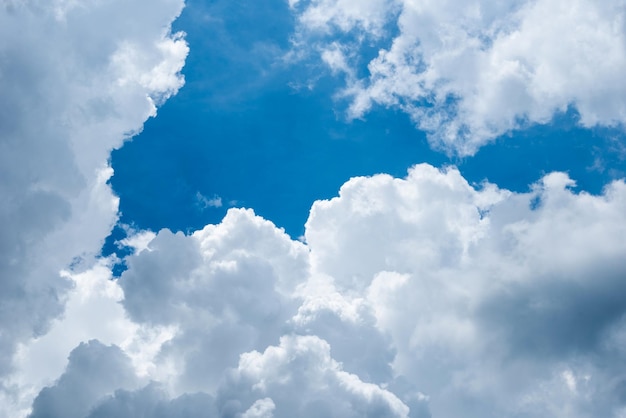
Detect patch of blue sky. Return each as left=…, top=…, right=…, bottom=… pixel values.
left=107, top=0, right=439, bottom=238
left=104, top=0, right=626, bottom=265
left=461, top=108, right=626, bottom=194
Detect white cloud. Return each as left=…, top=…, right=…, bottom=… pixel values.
left=196, top=191, right=224, bottom=209
left=20, top=164, right=625, bottom=417
left=225, top=334, right=410, bottom=418
left=3, top=259, right=176, bottom=417
left=0, top=0, right=187, bottom=414
left=241, top=398, right=276, bottom=418
left=292, top=0, right=398, bottom=36
left=292, top=0, right=626, bottom=155
left=118, top=208, right=310, bottom=395
left=118, top=229, right=158, bottom=255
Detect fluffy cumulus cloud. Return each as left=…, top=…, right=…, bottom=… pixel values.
left=290, top=0, right=626, bottom=154
left=0, top=0, right=187, bottom=414
left=28, top=340, right=140, bottom=418
left=304, top=165, right=626, bottom=416
left=19, top=164, right=626, bottom=417
left=221, top=334, right=410, bottom=418
left=119, top=209, right=310, bottom=394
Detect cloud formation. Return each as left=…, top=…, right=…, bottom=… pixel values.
left=0, top=0, right=187, bottom=413
left=4, top=1, right=626, bottom=417
left=291, top=0, right=626, bottom=154
left=21, top=164, right=626, bottom=417
left=29, top=341, right=140, bottom=418
left=303, top=165, right=626, bottom=416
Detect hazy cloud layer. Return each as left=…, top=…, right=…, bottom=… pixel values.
left=22, top=165, right=626, bottom=417
left=291, top=0, right=626, bottom=154
left=0, top=0, right=186, bottom=413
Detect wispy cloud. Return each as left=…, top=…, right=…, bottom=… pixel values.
left=196, top=192, right=224, bottom=209
left=292, top=0, right=626, bottom=155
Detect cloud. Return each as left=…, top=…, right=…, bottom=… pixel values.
left=119, top=208, right=310, bottom=394
left=241, top=398, right=276, bottom=418
left=220, top=334, right=411, bottom=418
left=86, top=383, right=217, bottom=418
left=4, top=259, right=176, bottom=417
left=0, top=0, right=187, bottom=413
left=291, top=0, right=626, bottom=155
left=304, top=164, right=626, bottom=416
left=290, top=0, right=398, bottom=36
left=196, top=192, right=224, bottom=209
left=28, top=341, right=140, bottom=418
left=127, top=165, right=626, bottom=416
left=19, top=164, right=625, bottom=417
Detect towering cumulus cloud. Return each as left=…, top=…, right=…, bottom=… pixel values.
left=23, top=166, right=626, bottom=417
left=122, top=168, right=626, bottom=416
left=0, top=0, right=187, bottom=414
left=290, top=0, right=626, bottom=154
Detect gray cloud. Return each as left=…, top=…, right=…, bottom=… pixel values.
left=217, top=334, right=412, bottom=418
left=0, top=0, right=187, bottom=413
left=119, top=209, right=309, bottom=394
left=0, top=0, right=188, bottom=416
left=28, top=341, right=139, bottom=418
left=87, top=384, right=217, bottom=418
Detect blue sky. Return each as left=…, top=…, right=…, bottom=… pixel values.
left=109, top=0, right=440, bottom=238
left=4, top=1, right=626, bottom=417
left=108, top=0, right=626, bottom=242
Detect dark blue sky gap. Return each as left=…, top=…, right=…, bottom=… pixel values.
left=104, top=0, right=626, bottom=265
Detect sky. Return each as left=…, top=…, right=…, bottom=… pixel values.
left=2, top=0, right=626, bottom=417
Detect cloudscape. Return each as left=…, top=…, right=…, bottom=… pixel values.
left=2, top=0, right=626, bottom=417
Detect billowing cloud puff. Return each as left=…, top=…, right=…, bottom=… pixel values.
left=304, top=164, right=626, bottom=416
left=0, top=0, right=187, bottom=412
left=28, top=341, right=140, bottom=418
left=87, top=383, right=217, bottom=418
left=25, top=164, right=626, bottom=417
left=290, top=0, right=626, bottom=154
left=220, top=334, right=411, bottom=418
left=120, top=209, right=310, bottom=394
